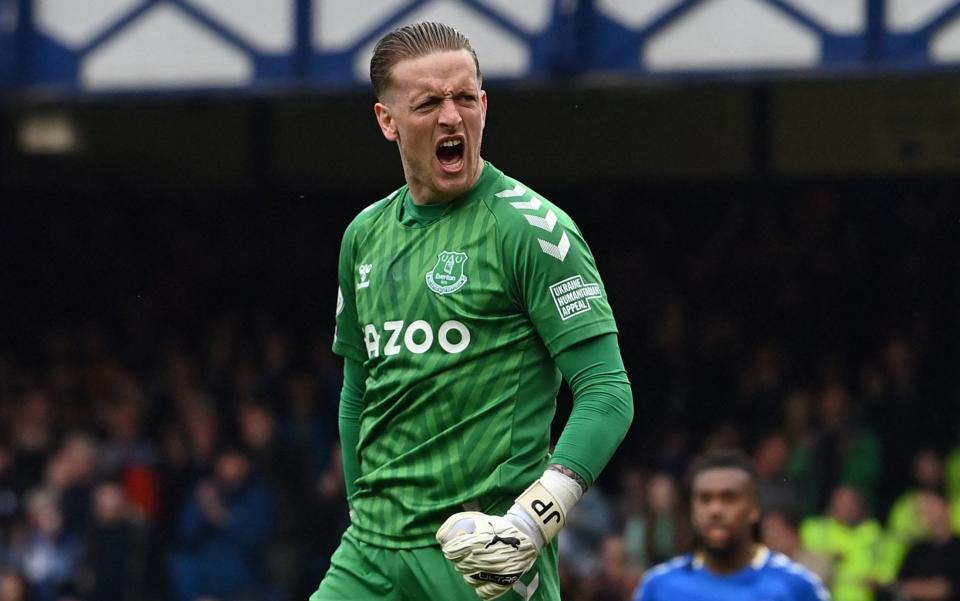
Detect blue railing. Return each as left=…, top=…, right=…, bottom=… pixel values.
left=2, top=0, right=960, bottom=95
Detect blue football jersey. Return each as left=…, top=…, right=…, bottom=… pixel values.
left=634, top=546, right=830, bottom=601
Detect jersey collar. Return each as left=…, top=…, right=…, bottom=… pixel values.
left=396, top=160, right=500, bottom=227
left=692, top=544, right=770, bottom=571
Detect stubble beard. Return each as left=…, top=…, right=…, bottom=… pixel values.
left=697, top=532, right=755, bottom=570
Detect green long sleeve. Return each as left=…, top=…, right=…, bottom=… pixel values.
left=550, top=332, right=634, bottom=487
left=339, top=356, right=366, bottom=501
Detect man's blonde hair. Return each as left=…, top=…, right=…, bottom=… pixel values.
left=370, top=22, right=481, bottom=99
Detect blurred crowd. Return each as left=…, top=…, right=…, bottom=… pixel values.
left=3, top=183, right=958, bottom=601
left=559, top=400, right=960, bottom=601
left=0, top=322, right=350, bottom=601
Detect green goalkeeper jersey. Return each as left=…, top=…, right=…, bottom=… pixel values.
left=333, top=162, right=618, bottom=548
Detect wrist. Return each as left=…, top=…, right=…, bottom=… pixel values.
left=547, top=464, right=588, bottom=494
left=511, top=468, right=584, bottom=548
left=505, top=504, right=544, bottom=549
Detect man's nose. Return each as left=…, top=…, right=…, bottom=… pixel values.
left=438, top=99, right=462, bottom=127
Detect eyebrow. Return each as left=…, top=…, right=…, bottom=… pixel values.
left=411, top=87, right=475, bottom=101
left=695, top=484, right=745, bottom=495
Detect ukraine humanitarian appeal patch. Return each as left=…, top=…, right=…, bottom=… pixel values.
left=550, top=275, right=602, bottom=320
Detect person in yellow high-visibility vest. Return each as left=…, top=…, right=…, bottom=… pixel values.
left=801, top=486, right=883, bottom=601
left=943, top=448, right=960, bottom=533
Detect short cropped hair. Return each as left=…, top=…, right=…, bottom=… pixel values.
left=687, top=448, right=758, bottom=490
left=370, top=22, right=481, bottom=99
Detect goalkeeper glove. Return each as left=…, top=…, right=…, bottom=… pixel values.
left=436, top=469, right=583, bottom=600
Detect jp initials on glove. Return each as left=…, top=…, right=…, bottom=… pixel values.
left=436, top=470, right=583, bottom=600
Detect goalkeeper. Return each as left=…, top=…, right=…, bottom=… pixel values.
left=311, top=21, right=634, bottom=601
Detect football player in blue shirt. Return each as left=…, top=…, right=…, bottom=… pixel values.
left=634, top=450, right=831, bottom=601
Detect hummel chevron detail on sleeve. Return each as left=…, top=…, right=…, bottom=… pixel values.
left=509, top=197, right=543, bottom=211
left=495, top=185, right=527, bottom=198
left=538, top=233, right=570, bottom=262
left=523, top=210, right=558, bottom=232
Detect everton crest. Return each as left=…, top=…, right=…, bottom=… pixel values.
left=426, top=251, right=468, bottom=295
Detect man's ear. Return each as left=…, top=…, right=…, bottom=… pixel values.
left=375, top=102, right=398, bottom=142
left=480, top=89, right=487, bottom=129
left=748, top=494, right=761, bottom=526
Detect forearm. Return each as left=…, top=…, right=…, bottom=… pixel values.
left=339, top=357, right=366, bottom=501
left=436, top=340, right=632, bottom=600
left=551, top=333, right=634, bottom=487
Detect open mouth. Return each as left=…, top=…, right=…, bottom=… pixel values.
left=436, top=137, right=465, bottom=172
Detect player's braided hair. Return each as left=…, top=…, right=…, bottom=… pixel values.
left=370, top=22, right=482, bottom=99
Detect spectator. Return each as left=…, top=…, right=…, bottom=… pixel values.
left=154, top=345, right=201, bottom=416
left=894, top=490, right=960, bottom=601
left=179, top=394, right=220, bottom=479
left=762, top=510, right=834, bottom=588
left=159, top=392, right=222, bottom=529
left=559, top=487, right=618, bottom=583
left=8, top=488, right=81, bottom=601
left=256, top=329, right=290, bottom=405
left=790, top=384, right=882, bottom=514
left=618, top=467, right=647, bottom=569
left=282, top=372, right=334, bottom=482
left=884, top=449, right=958, bottom=578
left=301, top=444, right=349, bottom=596
left=622, top=473, right=691, bottom=569
left=754, top=431, right=802, bottom=516
left=237, top=400, right=303, bottom=488
left=236, top=399, right=306, bottom=599
left=643, top=299, right=693, bottom=425
left=169, top=441, right=273, bottom=601
left=44, top=433, right=98, bottom=536
left=589, top=536, right=643, bottom=601
left=8, top=390, right=56, bottom=496
left=156, top=422, right=193, bottom=555
left=737, top=343, right=787, bottom=434
left=801, top=485, right=883, bottom=601
left=76, top=481, right=152, bottom=601
left=96, top=375, right=161, bottom=520
left=863, top=337, right=925, bottom=507
left=782, top=389, right=816, bottom=453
